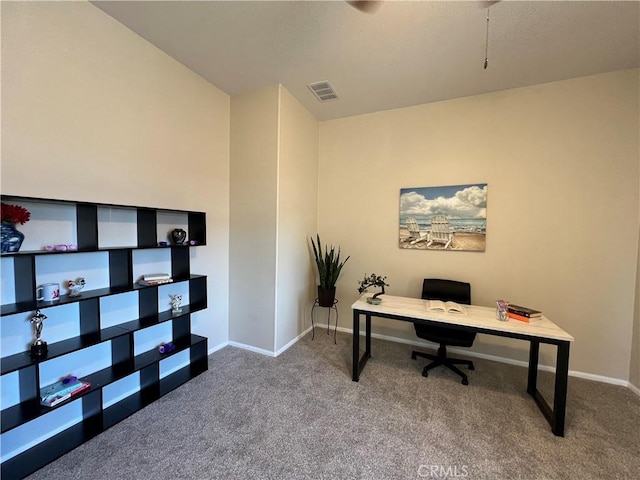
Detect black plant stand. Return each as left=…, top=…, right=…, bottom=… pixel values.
left=311, top=298, right=338, bottom=344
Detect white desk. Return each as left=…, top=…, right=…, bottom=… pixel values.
left=351, top=294, right=574, bottom=436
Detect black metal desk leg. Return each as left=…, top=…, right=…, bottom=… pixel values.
left=527, top=340, right=540, bottom=395
left=365, top=314, right=371, bottom=358
left=552, top=341, right=570, bottom=437
left=352, top=310, right=360, bottom=381
left=352, top=310, right=371, bottom=381
left=528, top=339, right=570, bottom=437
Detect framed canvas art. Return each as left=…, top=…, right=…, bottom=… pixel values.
left=399, top=183, right=487, bottom=251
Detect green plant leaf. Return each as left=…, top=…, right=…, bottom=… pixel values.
left=310, top=235, right=349, bottom=289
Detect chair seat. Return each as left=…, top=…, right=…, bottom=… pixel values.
left=415, top=324, right=476, bottom=347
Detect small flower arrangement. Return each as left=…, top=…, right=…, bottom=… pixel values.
left=1, top=203, right=30, bottom=225
left=358, top=273, right=389, bottom=304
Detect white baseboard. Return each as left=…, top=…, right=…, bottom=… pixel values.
left=628, top=381, right=640, bottom=397
left=219, top=323, right=640, bottom=397
left=314, top=323, right=639, bottom=393
left=227, top=341, right=277, bottom=357
left=224, top=326, right=315, bottom=358
left=208, top=341, right=229, bottom=356
left=275, top=326, right=313, bottom=356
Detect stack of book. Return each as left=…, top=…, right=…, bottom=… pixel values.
left=507, top=304, right=542, bottom=323
left=138, top=273, right=173, bottom=286
left=40, top=376, right=91, bottom=407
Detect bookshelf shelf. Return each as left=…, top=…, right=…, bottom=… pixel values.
left=0, top=195, right=208, bottom=479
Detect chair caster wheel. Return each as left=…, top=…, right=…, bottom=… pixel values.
left=462, top=378, right=469, bottom=385
left=411, top=352, right=417, bottom=360
left=468, top=363, right=475, bottom=371
left=422, top=369, right=429, bottom=378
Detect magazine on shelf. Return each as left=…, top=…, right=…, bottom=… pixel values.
left=40, top=378, right=91, bottom=407
left=142, top=273, right=171, bottom=281
left=138, top=278, right=173, bottom=286
left=426, top=300, right=466, bottom=315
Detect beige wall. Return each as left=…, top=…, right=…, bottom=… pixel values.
left=229, top=85, right=279, bottom=351
left=275, top=87, right=319, bottom=352
left=1, top=1, right=231, bottom=347
left=319, top=69, right=640, bottom=380
left=229, top=85, right=319, bottom=353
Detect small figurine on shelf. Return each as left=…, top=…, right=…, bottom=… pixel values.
left=158, top=342, right=176, bottom=354
left=169, top=294, right=183, bottom=314
left=30, top=309, right=48, bottom=358
left=358, top=273, right=389, bottom=305
left=67, top=277, right=86, bottom=297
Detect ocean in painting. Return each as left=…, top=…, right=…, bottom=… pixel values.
left=399, top=215, right=486, bottom=233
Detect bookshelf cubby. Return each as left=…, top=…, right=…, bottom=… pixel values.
left=0, top=195, right=208, bottom=479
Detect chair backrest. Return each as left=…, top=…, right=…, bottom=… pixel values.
left=421, top=279, right=471, bottom=305
left=429, top=215, right=451, bottom=242
left=406, top=217, right=421, bottom=239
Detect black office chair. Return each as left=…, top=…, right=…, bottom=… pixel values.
left=411, top=279, right=476, bottom=385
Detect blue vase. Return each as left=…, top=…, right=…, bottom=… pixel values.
left=1, top=222, right=25, bottom=253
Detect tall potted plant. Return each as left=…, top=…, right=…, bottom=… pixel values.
left=311, top=234, right=350, bottom=307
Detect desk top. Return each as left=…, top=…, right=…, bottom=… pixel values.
left=352, top=294, right=574, bottom=342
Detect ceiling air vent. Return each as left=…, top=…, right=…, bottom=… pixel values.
left=308, top=81, right=339, bottom=102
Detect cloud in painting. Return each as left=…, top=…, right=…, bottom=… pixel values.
left=400, top=185, right=487, bottom=219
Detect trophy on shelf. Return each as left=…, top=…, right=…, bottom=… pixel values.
left=30, top=309, right=48, bottom=358
left=169, top=294, right=183, bottom=314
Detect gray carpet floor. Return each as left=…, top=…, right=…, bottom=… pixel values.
left=26, top=330, right=640, bottom=480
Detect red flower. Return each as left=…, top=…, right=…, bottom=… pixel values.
left=1, top=203, right=30, bottom=225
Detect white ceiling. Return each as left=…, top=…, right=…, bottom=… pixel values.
left=93, top=0, right=640, bottom=121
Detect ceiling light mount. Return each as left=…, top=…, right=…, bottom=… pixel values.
left=484, top=8, right=490, bottom=69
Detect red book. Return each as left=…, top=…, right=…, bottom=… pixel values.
left=69, top=381, right=91, bottom=397
left=507, top=312, right=540, bottom=323
left=41, top=381, right=91, bottom=407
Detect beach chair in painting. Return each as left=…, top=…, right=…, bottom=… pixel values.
left=406, top=217, right=427, bottom=245
left=427, top=215, right=453, bottom=249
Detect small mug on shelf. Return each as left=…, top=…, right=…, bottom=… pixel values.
left=37, top=283, right=60, bottom=302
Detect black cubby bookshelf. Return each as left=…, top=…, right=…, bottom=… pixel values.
left=0, top=195, right=208, bottom=479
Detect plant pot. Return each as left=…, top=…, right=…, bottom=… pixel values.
left=317, top=286, right=336, bottom=307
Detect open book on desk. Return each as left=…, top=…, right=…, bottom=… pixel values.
left=426, top=300, right=466, bottom=315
